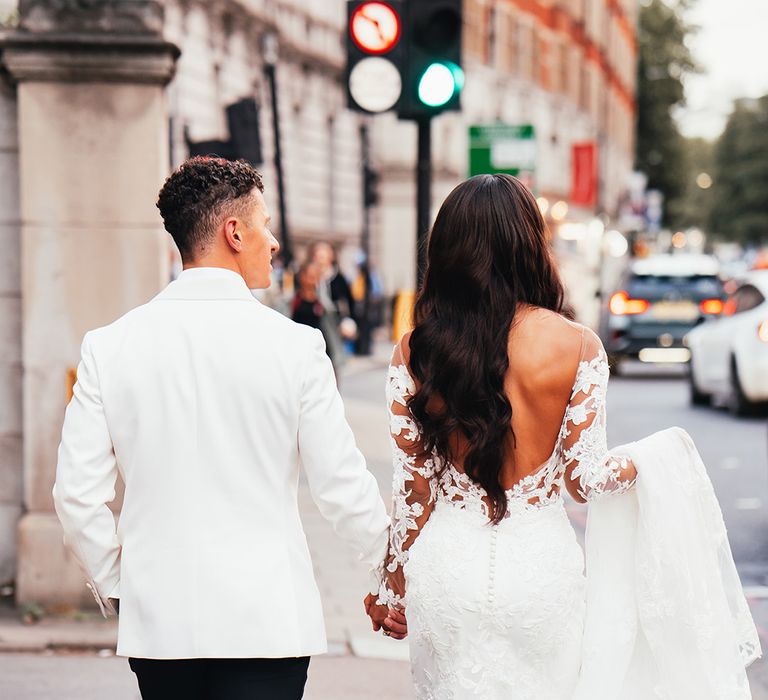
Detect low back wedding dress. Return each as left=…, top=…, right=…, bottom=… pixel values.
left=376, top=314, right=759, bottom=700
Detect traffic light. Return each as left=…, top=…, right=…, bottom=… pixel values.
left=363, top=165, right=379, bottom=206
left=398, top=0, right=463, bottom=118
left=346, top=1, right=404, bottom=114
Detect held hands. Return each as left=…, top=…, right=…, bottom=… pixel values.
left=363, top=593, right=408, bottom=640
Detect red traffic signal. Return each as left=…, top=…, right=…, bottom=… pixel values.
left=350, top=2, right=402, bottom=55
left=346, top=1, right=404, bottom=114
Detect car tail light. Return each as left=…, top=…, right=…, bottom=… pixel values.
left=699, top=298, right=724, bottom=315
left=759, top=320, right=768, bottom=343
left=609, top=291, right=650, bottom=315
left=722, top=298, right=737, bottom=316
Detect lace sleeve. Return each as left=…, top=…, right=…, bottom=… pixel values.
left=562, top=328, right=637, bottom=503
left=377, top=341, right=441, bottom=609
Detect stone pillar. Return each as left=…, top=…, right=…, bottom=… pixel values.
left=0, top=64, right=22, bottom=588
left=1, top=0, right=178, bottom=608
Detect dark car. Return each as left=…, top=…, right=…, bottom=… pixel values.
left=601, top=255, right=725, bottom=371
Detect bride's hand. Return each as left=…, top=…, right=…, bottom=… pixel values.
left=384, top=607, right=408, bottom=640
left=363, top=594, right=408, bottom=639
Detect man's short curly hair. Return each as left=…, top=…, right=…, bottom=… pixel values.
left=156, top=157, right=264, bottom=261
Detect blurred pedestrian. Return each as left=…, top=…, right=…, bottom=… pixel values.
left=52, top=157, right=401, bottom=700
left=309, top=241, right=357, bottom=325
left=291, top=262, right=324, bottom=331
left=351, top=254, right=384, bottom=355
left=309, top=242, right=358, bottom=361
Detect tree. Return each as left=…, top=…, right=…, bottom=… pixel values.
left=635, top=0, right=698, bottom=227
left=709, top=96, right=768, bottom=244
left=674, top=137, right=714, bottom=229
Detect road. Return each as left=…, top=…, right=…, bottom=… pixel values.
left=1, top=356, right=766, bottom=698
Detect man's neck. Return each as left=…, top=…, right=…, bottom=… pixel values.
left=183, top=258, right=243, bottom=279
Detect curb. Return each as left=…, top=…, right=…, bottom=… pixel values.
left=0, top=618, right=117, bottom=654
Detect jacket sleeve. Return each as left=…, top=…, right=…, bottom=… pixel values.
left=297, top=329, right=390, bottom=592
left=53, top=332, right=121, bottom=617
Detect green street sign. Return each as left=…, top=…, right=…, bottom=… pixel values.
left=468, top=124, right=536, bottom=179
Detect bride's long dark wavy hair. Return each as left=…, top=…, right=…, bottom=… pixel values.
left=408, top=174, right=568, bottom=523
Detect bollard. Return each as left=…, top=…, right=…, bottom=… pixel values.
left=392, top=290, right=416, bottom=342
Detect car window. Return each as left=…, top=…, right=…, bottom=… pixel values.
left=628, top=274, right=723, bottom=300
left=724, top=284, right=766, bottom=315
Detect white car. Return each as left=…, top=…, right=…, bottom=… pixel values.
left=687, top=270, right=768, bottom=415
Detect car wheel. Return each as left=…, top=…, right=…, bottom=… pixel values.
left=688, top=356, right=710, bottom=406
left=728, top=357, right=756, bottom=417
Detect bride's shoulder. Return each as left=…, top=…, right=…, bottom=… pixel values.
left=391, top=331, right=413, bottom=368
left=511, top=311, right=603, bottom=387
left=517, top=308, right=584, bottom=347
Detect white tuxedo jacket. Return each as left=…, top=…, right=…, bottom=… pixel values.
left=53, top=268, right=390, bottom=659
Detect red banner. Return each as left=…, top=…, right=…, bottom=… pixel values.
left=570, top=142, right=597, bottom=208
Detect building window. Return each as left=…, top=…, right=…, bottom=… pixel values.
left=488, top=5, right=496, bottom=67
left=580, top=62, right=589, bottom=112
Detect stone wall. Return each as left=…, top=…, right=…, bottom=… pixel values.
left=0, top=73, right=22, bottom=585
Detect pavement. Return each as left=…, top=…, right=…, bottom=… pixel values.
left=1, top=346, right=768, bottom=699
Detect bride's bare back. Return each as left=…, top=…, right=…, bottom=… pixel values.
left=400, top=307, right=594, bottom=501
left=463, top=307, right=585, bottom=489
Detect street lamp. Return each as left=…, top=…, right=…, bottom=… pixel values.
left=262, top=31, right=293, bottom=266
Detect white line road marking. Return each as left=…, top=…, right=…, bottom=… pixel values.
left=735, top=497, right=763, bottom=511
left=743, top=586, right=768, bottom=599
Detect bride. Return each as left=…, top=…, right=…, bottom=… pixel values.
left=365, top=174, right=759, bottom=699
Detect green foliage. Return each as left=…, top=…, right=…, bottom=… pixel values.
left=672, top=137, right=714, bottom=229
left=635, top=0, right=698, bottom=226
left=0, top=7, right=19, bottom=28
left=709, top=96, right=768, bottom=244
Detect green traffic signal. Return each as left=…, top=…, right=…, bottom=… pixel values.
left=417, top=61, right=464, bottom=108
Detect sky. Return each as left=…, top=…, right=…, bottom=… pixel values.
left=676, top=0, right=768, bottom=140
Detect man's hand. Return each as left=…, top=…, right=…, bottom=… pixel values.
left=363, top=593, right=408, bottom=640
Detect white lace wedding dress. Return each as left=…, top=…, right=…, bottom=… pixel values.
left=376, top=327, right=637, bottom=700
left=376, top=324, right=759, bottom=699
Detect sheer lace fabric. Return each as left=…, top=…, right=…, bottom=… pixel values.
left=377, top=326, right=638, bottom=699
left=378, top=326, right=636, bottom=608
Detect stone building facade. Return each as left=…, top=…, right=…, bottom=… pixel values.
left=0, top=0, right=637, bottom=603
left=163, top=0, right=367, bottom=263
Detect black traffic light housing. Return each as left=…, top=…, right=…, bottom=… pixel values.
left=345, top=1, right=405, bottom=114
left=397, top=0, right=463, bottom=119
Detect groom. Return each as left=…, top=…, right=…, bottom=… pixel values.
left=53, top=157, right=405, bottom=699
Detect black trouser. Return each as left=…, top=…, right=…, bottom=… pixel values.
left=129, top=656, right=310, bottom=700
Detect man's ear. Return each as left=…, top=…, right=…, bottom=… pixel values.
left=223, top=218, right=242, bottom=253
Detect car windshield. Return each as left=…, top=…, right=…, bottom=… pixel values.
left=629, top=274, right=723, bottom=300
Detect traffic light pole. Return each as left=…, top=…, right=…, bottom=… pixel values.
left=416, top=115, right=432, bottom=288
left=264, top=57, right=293, bottom=267
left=357, top=121, right=373, bottom=355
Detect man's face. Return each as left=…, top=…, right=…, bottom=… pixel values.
left=241, top=189, right=279, bottom=289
